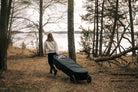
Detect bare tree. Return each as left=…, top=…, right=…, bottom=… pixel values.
left=106, top=0, right=119, bottom=56
left=10, top=0, right=67, bottom=56
left=68, top=0, right=76, bottom=61
left=99, top=0, right=105, bottom=56
left=0, top=0, right=8, bottom=71
left=95, top=0, right=99, bottom=57
left=7, top=0, right=13, bottom=30
left=128, top=0, right=136, bottom=56
left=80, top=0, right=138, bottom=68
left=38, top=0, right=43, bottom=56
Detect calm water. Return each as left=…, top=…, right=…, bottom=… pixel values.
left=12, top=33, right=82, bottom=52
left=12, top=32, right=137, bottom=53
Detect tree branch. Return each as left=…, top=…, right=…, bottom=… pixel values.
left=93, top=46, right=138, bottom=62
left=12, top=16, right=39, bottom=29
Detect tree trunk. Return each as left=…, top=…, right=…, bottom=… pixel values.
left=95, top=0, right=99, bottom=57
left=128, top=0, right=135, bottom=56
left=106, top=0, right=119, bottom=56
left=7, top=0, right=12, bottom=30
left=39, top=0, right=44, bottom=56
left=7, top=0, right=13, bottom=46
left=116, top=22, right=121, bottom=53
left=99, top=0, right=104, bottom=56
left=8, top=1, right=14, bottom=37
left=68, top=0, right=76, bottom=61
left=92, top=1, right=96, bottom=56
left=0, top=0, right=8, bottom=71
left=92, top=18, right=95, bottom=56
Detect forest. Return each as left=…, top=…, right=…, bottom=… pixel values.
left=0, top=0, right=138, bottom=92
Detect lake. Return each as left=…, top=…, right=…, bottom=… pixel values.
left=12, top=33, right=83, bottom=52
left=12, top=32, right=137, bottom=53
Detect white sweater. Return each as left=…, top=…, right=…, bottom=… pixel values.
left=44, top=40, right=58, bottom=54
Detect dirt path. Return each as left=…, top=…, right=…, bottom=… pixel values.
left=0, top=46, right=138, bottom=92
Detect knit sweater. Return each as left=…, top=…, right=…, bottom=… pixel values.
left=44, top=40, right=58, bottom=54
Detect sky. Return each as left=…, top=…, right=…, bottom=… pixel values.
left=26, top=0, right=88, bottom=32
left=44, top=0, right=87, bottom=32
left=74, top=0, right=92, bottom=31
left=26, top=0, right=137, bottom=32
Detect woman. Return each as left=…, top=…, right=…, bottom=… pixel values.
left=44, top=33, right=58, bottom=75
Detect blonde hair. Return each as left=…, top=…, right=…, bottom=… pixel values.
left=46, top=33, right=54, bottom=42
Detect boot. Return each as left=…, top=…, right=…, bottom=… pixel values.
left=54, top=69, right=57, bottom=76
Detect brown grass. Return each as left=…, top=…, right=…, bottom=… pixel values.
left=0, top=46, right=138, bottom=92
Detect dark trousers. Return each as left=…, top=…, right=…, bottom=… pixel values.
left=48, top=53, right=57, bottom=73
